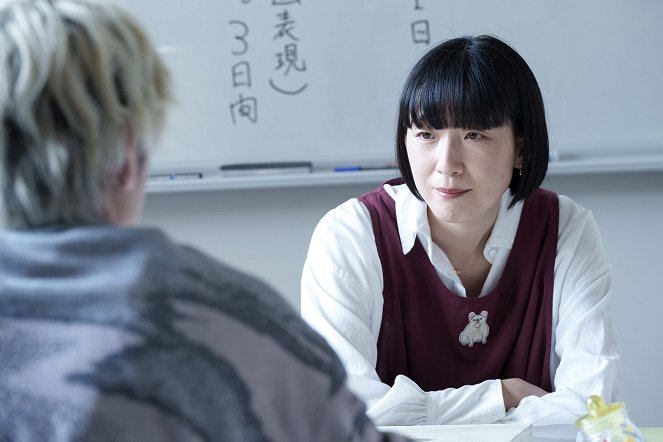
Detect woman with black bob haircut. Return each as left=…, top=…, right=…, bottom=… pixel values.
left=302, top=35, right=618, bottom=426
left=396, top=35, right=548, bottom=208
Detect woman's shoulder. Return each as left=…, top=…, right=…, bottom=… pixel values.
left=317, top=183, right=402, bottom=230
left=524, top=189, right=600, bottom=247
left=530, top=189, right=594, bottom=229
left=549, top=192, right=605, bottom=263
left=318, top=196, right=371, bottom=230
left=555, top=192, right=596, bottom=230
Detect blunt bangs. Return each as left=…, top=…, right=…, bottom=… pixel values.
left=404, top=40, right=518, bottom=133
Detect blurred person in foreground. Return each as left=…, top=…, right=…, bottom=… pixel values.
left=0, top=1, right=409, bottom=440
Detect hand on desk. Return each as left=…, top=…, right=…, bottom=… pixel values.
left=501, top=378, right=548, bottom=411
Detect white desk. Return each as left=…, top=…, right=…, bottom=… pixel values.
left=379, top=424, right=534, bottom=442
left=380, top=424, right=663, bottom=442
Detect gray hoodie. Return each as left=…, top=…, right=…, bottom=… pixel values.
left=0, top=224, right=406, bottom=442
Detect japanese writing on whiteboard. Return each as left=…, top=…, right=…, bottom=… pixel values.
left=228, top=13, right=258, bottom=124
left=269, top=0, right=308, bottom=95
left=227, top=0, right=309, bottom=125
left=411, top=0, right=430, bottom=45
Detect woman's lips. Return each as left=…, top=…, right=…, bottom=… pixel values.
left=435, top=188, right=469, bottom=199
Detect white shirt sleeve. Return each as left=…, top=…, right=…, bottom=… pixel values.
left=301, top=198, right=506, bottom=425
left=499, top=195, right=620, bottom=425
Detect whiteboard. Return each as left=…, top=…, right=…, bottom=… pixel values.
left=113, top=0, right=663, bottom=174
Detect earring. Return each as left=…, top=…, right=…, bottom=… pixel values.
left=519, top=166, right=523, bottom=176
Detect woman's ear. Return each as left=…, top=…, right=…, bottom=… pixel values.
left=514, top=136, right=524, bottom=169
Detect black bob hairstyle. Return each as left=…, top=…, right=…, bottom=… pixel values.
left=396, top=35, right=549, bottom=208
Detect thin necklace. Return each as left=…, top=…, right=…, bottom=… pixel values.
left=451, top=230, right=491, bottom=278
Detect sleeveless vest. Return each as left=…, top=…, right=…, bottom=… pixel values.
left=358, top=185, right=558, bottom=392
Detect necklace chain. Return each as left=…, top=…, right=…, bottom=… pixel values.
left=451, top=230, right=492, bottom=278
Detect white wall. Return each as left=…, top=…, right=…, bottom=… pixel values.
left=142, top=171, right=663, bottom=426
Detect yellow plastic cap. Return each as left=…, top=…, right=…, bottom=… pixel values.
left=576, top=395, right=625, bottom=428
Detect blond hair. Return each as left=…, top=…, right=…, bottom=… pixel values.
left=0, top=0, right=171, bottom=227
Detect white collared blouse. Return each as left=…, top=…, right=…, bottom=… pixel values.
left=301, top=183, right=619, bottom=426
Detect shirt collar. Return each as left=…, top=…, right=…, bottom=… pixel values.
left=389, top=184, right=524, bottom=258
left=485, top=190, right=523, bottom=252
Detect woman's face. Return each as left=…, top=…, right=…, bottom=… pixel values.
left=405, top=123, right=521, bottom=228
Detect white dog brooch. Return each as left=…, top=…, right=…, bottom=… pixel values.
left=459, top=311, right=489, bottom=347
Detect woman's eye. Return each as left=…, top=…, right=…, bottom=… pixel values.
left=466, top=131, right=483, bottom=140
left=417, top=132, right=434, bottom=140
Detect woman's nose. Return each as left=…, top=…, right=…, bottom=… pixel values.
left=435, top=135, right=463, bottom=176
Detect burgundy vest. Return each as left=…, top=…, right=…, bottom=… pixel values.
left=358, top=185, right=558, bottom=393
